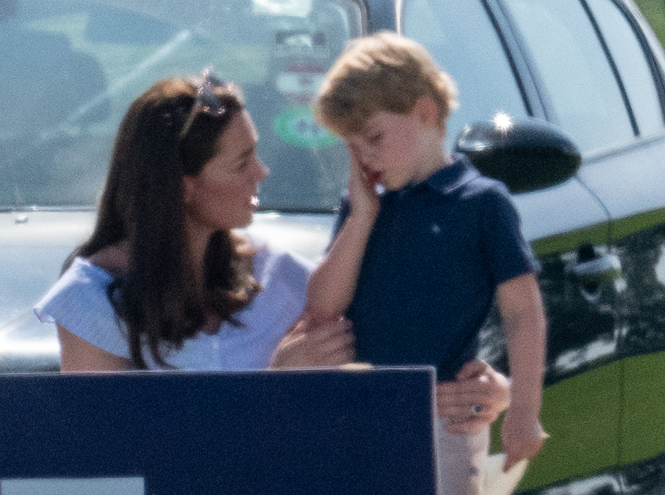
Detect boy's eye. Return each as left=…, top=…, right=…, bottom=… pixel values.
left=368, top=132, right=383, bottom=144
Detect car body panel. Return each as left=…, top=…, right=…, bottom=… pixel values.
left=0, top=211, right=93, bottom=371
left=513, top=181, right=610, bottom=255
left=580, top=140, right=665, bottom=226
left=620, top=351, right=665, bottom=465
left=516, top=361, right=622, bottom=489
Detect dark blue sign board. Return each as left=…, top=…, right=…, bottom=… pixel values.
left=0, top=367, right=436, bottom=495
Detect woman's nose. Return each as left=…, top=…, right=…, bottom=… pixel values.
left=255, top=158, right=269, bottom=182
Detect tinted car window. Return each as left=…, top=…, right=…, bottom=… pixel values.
left=502, top=0, right=635, bottom=154
left=402, top=0, right=528, bottom=152
left=0, top=0, right=362, bottom=211
left=587, top=0, right=665, bottom=138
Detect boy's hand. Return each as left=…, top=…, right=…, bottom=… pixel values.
left=501, top=408, right=548, bottom=472
left=348, top=149, right=380, bottom=221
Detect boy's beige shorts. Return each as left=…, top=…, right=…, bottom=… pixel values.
left=435, top=418, right=489, bottom=495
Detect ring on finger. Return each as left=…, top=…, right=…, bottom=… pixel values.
left=471, top=404, right=484, bottom=414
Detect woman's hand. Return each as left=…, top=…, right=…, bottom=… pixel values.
left=269, top=317, right=355, bottom=368
left=436, top=360, right=511, bottom=435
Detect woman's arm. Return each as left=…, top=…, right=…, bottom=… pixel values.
left=58, top=324, right=132, bottom=371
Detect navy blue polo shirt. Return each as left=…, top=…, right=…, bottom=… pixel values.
left=337, top=154, right=537, bottom=381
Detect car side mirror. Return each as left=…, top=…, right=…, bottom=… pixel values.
left=454, top=116, right=581, bottom=194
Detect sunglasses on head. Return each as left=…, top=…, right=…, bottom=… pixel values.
left=194, top=66, right=228, bottom=116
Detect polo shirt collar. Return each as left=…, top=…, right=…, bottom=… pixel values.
left=421, top=153, right=480, bottom=196
left=385, top=153, right=480, bottom=200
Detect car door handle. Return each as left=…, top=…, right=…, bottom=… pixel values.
left=570, top=253, right=622, bottom=284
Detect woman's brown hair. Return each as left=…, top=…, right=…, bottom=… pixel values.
left=66, top=76, right=260, bottom=368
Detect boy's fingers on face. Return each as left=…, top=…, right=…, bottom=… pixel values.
left=348, top=145, right=362, bottom=166
left=349, top=158, right=365, bottom=185
left=349, top=148, right=371, bottom=176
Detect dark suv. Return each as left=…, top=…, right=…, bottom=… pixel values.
left=2, top=0, right=665, bottom=493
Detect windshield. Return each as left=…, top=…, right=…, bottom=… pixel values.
left=0, top=0, right=361, bottom=211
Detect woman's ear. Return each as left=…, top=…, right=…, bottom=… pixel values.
left=413, top=96, right=440, bottom=129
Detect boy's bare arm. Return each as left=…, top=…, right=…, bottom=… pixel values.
left=305, top=212, right=377, bottom=324
left=495, top=272, right=548, bottom=471
left=305, top=152, right=380, bottom=324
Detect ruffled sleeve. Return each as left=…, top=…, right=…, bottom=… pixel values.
left=34, top=257, right=132, bottom=359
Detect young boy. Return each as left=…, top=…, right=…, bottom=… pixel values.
left=305, top=32, right=547, bottom=494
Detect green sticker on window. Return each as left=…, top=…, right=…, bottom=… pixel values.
left=273, top=106, right=339, bottom=149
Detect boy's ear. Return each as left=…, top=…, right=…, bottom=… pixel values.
left=413, top=96, right=439, bottom=129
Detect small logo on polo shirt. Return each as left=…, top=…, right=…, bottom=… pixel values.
left=431, top=224, right=441, bottom=234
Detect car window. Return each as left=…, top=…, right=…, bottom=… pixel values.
left=402, top=0, right=528, bottom=152
left=587, top=0, right=665, bottom=138
left=502, top=0, right=635, bottom=155
left=0, top=0, right=362, bottom=211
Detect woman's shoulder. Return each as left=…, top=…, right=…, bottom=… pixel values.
left=34, top=242, right=130, bottom=328
left=87, top=241, right=129, bottom=278
left=249, top=236, right=316, bottom=284
left=34, top=252, right=133, bottom=360
left=57, top=255, right=115, bottom=291
left=35, top=256, right=115, bottom=322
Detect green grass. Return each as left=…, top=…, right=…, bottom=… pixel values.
left=636, top=0, right=665, bottom=47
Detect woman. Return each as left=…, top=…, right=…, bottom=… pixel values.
left=34, top=70, right=509, bottom=433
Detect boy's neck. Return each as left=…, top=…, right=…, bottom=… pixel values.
left=409, top=142, right=453, bottom=186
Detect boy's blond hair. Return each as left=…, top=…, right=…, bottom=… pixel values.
left=315, top=32, right=459, bottom=135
